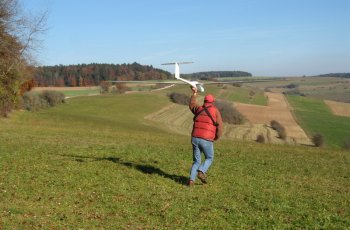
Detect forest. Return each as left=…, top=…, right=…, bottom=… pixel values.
left=183, top=71, right=252, bottom=80
left=313, top=73, right=350, bottom=78
left=34, top=63, right=253, bottom=87
left=34, top=63, right=172, bottom=87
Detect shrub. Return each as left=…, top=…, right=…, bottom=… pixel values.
left=232, top=83, right=242, bottom=87
left=214, top=100, right=245, bottom=124
left=115, top=83, right=129, bottom=94
left=249, top=90, right=256, bottom=97
left=264, top=87, right=272, bottom=92
left=168, top=92, right=190, bottom=105
left=312, top=134, right=324, bottom=147
left=285, top=83, right=299, bottom=89
left=22, top=92, right=49, bottom=111
left=270, top=120, right=279, bottom=130
left=343, top=138, right=350, bottom=150
left=42, top=91, right=65, bottom=106
left=256, top=134, right=265, bottom=143
left=100, top=81, right=111, bottom=94
left=270, top=120, right=287, bottom=140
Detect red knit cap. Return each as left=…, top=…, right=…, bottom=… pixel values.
left=204, top=94, right=215, bottom=103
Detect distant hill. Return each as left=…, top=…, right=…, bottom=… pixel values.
left=313, top=73, right=350, bottom=78
left=183, top=71, right=252, bottom=80
left=34, top=62, right=172, bottom=87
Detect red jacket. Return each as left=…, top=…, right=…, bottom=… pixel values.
left=189, top=95, right=223, bottom=141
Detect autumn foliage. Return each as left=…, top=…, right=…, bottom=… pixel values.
left=34, top=63, right=172, bottom=87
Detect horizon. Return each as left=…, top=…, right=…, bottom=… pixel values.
left=24, top=0, right=350, bottom=76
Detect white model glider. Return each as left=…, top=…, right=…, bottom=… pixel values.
left=161, top=62, right=205, bottom=92
left=108, top=62, right=279, bottom=92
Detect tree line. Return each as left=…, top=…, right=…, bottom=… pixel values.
left=183, top=71, right=252, bottom=80
left=34, top=63, right=172, bottom=87
left=313, top=73, right=350, bottom=78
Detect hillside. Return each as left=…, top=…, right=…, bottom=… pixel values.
left=0, top=92, right=349, bottom=229
left=34, top=62, right=172, bottom=87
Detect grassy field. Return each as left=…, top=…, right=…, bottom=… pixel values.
left=0, top=93, right=349, bottom=229
left=32, top=87, right=101, bottom=98
left=155, top=84, right=268, bottom=105
left=287, top=95, right=350, bottom=148
left=221, top=86, right=267, bottom=105
left=253, top=76, right=350, bottom=103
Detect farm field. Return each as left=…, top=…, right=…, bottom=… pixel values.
left=287, top=95, right=350, bottom=148
left=0, top=93, right=349, bottom=229
left=325, top=100, right=350, bottom=117
left=235, top=92, right=311, bottom=145
left=216, top=86, right=268, bottom=105
left=146, top=92, right=310, bottom=145
left=251, top=76, right=350, bottom=103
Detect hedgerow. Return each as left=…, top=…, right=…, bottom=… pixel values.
left=22, top=91, right=65, bottom=111
left=22, top=92, right=49, bottom=111
left=168, top=93, right=245, bottom=124
left=168, top=92, right=190, bottom=105
left=214, top=100, right=245, bottom=125
left=41, top=91, right=65, bottom=106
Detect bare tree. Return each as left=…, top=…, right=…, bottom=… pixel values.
left=0, top=0, right=47, bottom=117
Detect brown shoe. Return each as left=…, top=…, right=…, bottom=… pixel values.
left=187, top=180, right=194, bottom=186
left=197, top=171, right=207, bottom=184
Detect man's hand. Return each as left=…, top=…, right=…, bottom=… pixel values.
left=191, top=86, right=198, bottom=94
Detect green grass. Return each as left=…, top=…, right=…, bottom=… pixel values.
left=287, top=95, right=350, bottom=148
left=61, top=89, right=100, bottom=97
left=157, top=84, right=268, bottom=105
left=0, top=93, right=349, bottom=229
left=218, top=86, right=268, bottom=105
left=32, top=88, right=101, bottom=97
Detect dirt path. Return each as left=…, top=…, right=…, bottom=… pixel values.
left=324, top=100, right=350, bottom=117
left=150, top=84, right=175, bottom=92
left=235, top=92, right=312, bottom=145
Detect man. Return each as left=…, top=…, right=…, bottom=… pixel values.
left=188, top=87, right=223, bottom=186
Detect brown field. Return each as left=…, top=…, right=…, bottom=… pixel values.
left=325, top=100, right=350, bottom=117
left=235, top=92, right=312, bottom=145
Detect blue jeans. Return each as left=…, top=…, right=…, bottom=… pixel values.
left=190, top=137, right=214, bottom=181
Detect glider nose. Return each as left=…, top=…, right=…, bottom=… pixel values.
left=196, top=84, right=205, bottom=92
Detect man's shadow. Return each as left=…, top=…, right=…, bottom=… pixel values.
left=60, top=154, right=188, bottom=185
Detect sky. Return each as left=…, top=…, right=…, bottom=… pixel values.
left=23, top=0, right=350, bottom=76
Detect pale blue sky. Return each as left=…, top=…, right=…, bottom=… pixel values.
left=23, top=0, right=350, bottom=76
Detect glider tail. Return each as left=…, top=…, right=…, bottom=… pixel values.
left=161, top=62, right=193, bottom=80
